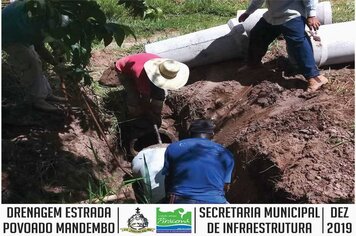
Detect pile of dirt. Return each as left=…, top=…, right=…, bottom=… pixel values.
left=165, top=55, right=354, bottom=203
left=2, top=38, right=354, bottom=204
left=2, top=67, right=134, bottom=203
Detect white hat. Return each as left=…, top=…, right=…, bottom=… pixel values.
left=144, top=58, right=189, bottom=90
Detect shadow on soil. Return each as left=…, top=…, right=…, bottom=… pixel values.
left=188, top=56, right=307, bottom=90
left=2, top=106, right=102, bottom=203
left=1, top=72, right=103, bottom=203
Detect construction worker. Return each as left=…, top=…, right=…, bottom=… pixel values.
left=238, top=0, right=328, bottom=92
left=115, top=53, right=189, bottom=127
left=2, top=0, right=67, bottom=112
left=162, top=119, right=235, bottom=204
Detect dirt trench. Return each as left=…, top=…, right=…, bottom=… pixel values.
left=2, top=39, right=354, bottom=203
left=95, top=40, right=354, bottom=203
left=159, top=57, right=355, bottom=204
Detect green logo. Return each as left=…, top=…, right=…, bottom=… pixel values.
left=156, top=208, right=192, bottom=233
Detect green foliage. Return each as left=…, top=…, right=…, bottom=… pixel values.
left=123, top=177, right=145, bottom=185
left=97, top=0, right=126, bottom=20
left=120, top=155, right=153, bottom=203
left=24, top=0, right=153, bottom=85
left=119, top=0, right=163, bottom=19
left=145, top=0, right=241, bottom=15
left=120, top=13, right=231, bottom=37
left=142, top=154, right=152, bottom=202
left=98, top=0, right=247, bottom=37
left=123, top=177, right=151, bottom=204
left=87, top=177, right=115, bottom=203
left=330, top=0, right=355, bottom=23
left=97, top=0, right=355, bottom=39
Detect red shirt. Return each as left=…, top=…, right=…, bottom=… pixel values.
left=115, top=53, right=160, bottom=97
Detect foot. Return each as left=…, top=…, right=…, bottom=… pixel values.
left=46, top=94, right=67, bottom=103
left=33, top=99, right=60, bottom=112
left=307, top=75, right=328, bottom=92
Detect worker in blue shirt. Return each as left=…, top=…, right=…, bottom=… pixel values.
left=2, top=0, right=66, bottom=112
left=162, top=119, right=235, bottom=204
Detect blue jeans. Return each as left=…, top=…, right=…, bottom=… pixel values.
left=166, top=194, right=228, bottom=204
left=248, top=16, right=320, bottom=79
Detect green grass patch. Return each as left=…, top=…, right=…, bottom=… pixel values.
left=98, top=0, right=354, bottom=40
left=98, top=0, right=248, bottom=37
left=120, top=13, right=232, bottom=37
left=330, top=0, right=355, bottom=23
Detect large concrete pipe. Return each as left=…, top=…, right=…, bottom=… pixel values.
left=145, top=24, right=242, bottom=67
left=316, top=1, right=333, bottom=25
left=312, top=21, right=356, bottom=66
left=131, top=144, right=168, bottom=203
left=145, top=2, right=332, bottom=67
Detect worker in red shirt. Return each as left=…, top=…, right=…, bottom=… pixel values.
left=115, top=53, right=189, bottom=126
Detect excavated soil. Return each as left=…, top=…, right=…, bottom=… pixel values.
left=2, top=63, right=134, bottom=203
left=2, top=38, right=354, bottom=203
left=165, top=43, right=355, bottom=203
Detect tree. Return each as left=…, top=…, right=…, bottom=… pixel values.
left=24, top=0, right=160, bottom=84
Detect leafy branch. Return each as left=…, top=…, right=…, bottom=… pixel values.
left=118, top=0, right=162, bottom=19
left=24, top=0, right=157, bottom=85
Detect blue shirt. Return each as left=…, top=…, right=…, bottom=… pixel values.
left=2, top=1, right=44, bottom=45
left=162, top=138, right=235, bottom=203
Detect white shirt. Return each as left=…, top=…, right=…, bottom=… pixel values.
left=245, top=0, right=317, bottom=25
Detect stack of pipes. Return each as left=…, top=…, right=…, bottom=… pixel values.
left=145, top=1, right=355, bottom=68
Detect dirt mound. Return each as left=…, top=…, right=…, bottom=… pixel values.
left=1, top=66, right=133, bottom=203
left=165, top=61, right=354, bottom=203
left=2, top=38, right=354, bottom=204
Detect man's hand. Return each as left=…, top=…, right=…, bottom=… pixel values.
left=307, top=16, right=320, bottom=31
left=238, top=12, right=250, bottom=22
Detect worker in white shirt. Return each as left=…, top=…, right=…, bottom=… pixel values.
left=238, top=0, right=328, bottom=92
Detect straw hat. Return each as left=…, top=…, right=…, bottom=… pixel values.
left=144, top=58, right=189, bottom=90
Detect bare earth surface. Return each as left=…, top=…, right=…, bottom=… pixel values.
left=2, top=38, right=354, bottom=203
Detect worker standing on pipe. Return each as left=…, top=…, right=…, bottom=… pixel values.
left=238, top=0, right=328, bottom=92
left=162, top=119, right=235, bottom=204
left=115, top=53, right=189, bottom=127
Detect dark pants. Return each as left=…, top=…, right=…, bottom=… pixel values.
left=248, top=16, right=320, bottom=79
left=166, top=193, right=228, bottom=204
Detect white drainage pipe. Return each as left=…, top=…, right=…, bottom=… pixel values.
left=145, top=2, right=333, bottom=67
left=131, top=144, right=168, bottom=203
left=145, top=24, right=242, bottom=67
left=312, top=21, right=356, bottom=66
left=316, top=1, right=333, bottom=25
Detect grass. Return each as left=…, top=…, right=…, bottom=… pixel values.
left=329, top=0, right=355, bottom=23
left=93, top=0, right=355, bottom=145
left=98, top=0, right=248, bottom=37
left=87, top=177, right=115, bottom=203
left=98, top=0, right=354, bottom=39
left=119, top=13, right=233, bottom=36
